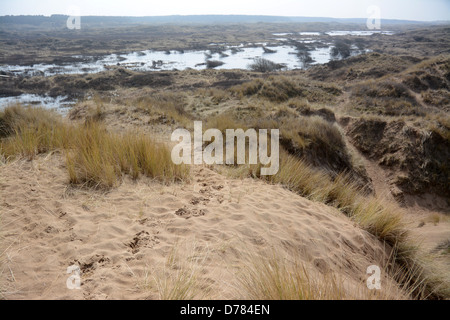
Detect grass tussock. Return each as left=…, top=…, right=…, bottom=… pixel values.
left=206, top=107, right=369, bottom=188
left=232, top=76, right=341, bottom=103
left=238, top=253, right=347, bottom=300
left=134, top=92, right=191, bottom=127
left=196, top=88, right=231, bottom=105
left=66, top=123, right=189, bottom=189
left=0, top=104, right=71, bottom=160
left=426, top=112, right=450, bottom=142
left=0, top=105, right=189, bottom=189
left=349, top=80, right=422, bottom=116
left=236, top=250, right=414, bottom=300
left=142, top=241, right=213, bottom=300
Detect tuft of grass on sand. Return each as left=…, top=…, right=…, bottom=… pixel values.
left=231, top=75, right=342, bottom=103
left=142, top=241, right=213, bottom=300
left=134, top=92, right=192, bottom=128
left=65, top=122, right=189, bottom=189
left=236, top=249, right=418, bottom=300
left=0, top=105, right=189, bottom=189
left=237, top=252, right=347, bottom=300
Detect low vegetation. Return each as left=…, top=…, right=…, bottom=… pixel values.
left=232, top=75, right=342, bottom=103
left=0, top=105, right=189, bottom=189
left=349, top=80, right=422, bottom=116
left=331, top=39, right=352, bottom=59
left=237, top=249, right=418, bottom=300
left=205, top=104, right=370, bottom=189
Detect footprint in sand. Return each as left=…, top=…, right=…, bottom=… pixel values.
left=174, top=207, right=206, bottom=219
left=127, top=231, right=159, bottom=254
left=190, top=196, right=210, bottom=205
left=70, top=254, right=111, bottom=276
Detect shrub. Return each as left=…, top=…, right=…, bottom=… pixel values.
left=206, top=60, right=225, bottom=69
left=331, top=39, right=352, bottom=59
left=248, top=58, right=284, bottom=73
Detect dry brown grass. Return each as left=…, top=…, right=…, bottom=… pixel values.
left=349, top=79, right=423, bottom=116
left=141, top=241, right=213, bottom=300
left=232, top=75, right=342, bottom=103
left=133, top=92, right=191, bottom=128
left=237, top=252, right=348, bottom=300
left=236, top=248, right=422, bottom=300
left=0, top=105, right=190, bottom=189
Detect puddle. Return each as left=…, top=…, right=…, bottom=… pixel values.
left=0, top=94, right=73, bottom=113
left=273, top=32, right=294, bottom=36
left=326, top=30, right=394, bottom=36
left=299, top=32, right=322, bottom=36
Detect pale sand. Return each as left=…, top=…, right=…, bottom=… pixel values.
left=1, top=154, right=410, bottom=299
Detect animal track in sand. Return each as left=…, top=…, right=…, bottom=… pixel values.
left=190, top=196, right=210, bottom=205
left=127, top=231, right=159, bottom=254
left=174, top=206, right=206, bottom=219
left=70, top=254, right=111, bottom=275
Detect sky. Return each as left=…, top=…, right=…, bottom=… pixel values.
left=0, top=0, right=449, bottom=21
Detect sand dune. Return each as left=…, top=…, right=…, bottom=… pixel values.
left=0, top=154, right=408, bottom=299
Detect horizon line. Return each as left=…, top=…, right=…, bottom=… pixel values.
left=1, top=14, right=449, bottom=23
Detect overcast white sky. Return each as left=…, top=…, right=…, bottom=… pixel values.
left=0, top=0, right=449, bottom=21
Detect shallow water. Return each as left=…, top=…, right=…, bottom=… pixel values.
left=325, top=30, right=394, bottom=36
left=0, top=94, right=72, bottom=113
left=0, top=45, right=335, bottom=77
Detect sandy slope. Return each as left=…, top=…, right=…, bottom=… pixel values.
left=354, top=148, right=450, bottom=252
left=1, top=154, right=406, bottom=299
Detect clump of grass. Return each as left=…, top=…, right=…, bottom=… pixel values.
left=349, top=80, right=422, bottom=116
left=65, top=122, right=189, bottom=189
left=236, top=249, right=414, bottom=300
left=205, top=112, right=248, bottom=133
left=426, top=112, right=450, bottom=142
left=144, top=241, right=213, bottom=300
left=0, top=104, right=60, bottom=138
left=0, top=105, right=189, bottom=189
left=196, top=88, right=231, bottom=105
left=232, top=76, right=341, bottom=103
left=259, top=76, right=302, bottom=102
left=0, top=105, right=71, bottom=160
left=135, top=92, right=190, bottom=127
left=237, top=253, right=346, bottom=300
left=421, top=89, right=450, bottom=108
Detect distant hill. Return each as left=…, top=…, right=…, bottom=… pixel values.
left=0, top=14, right=436, bottom=28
